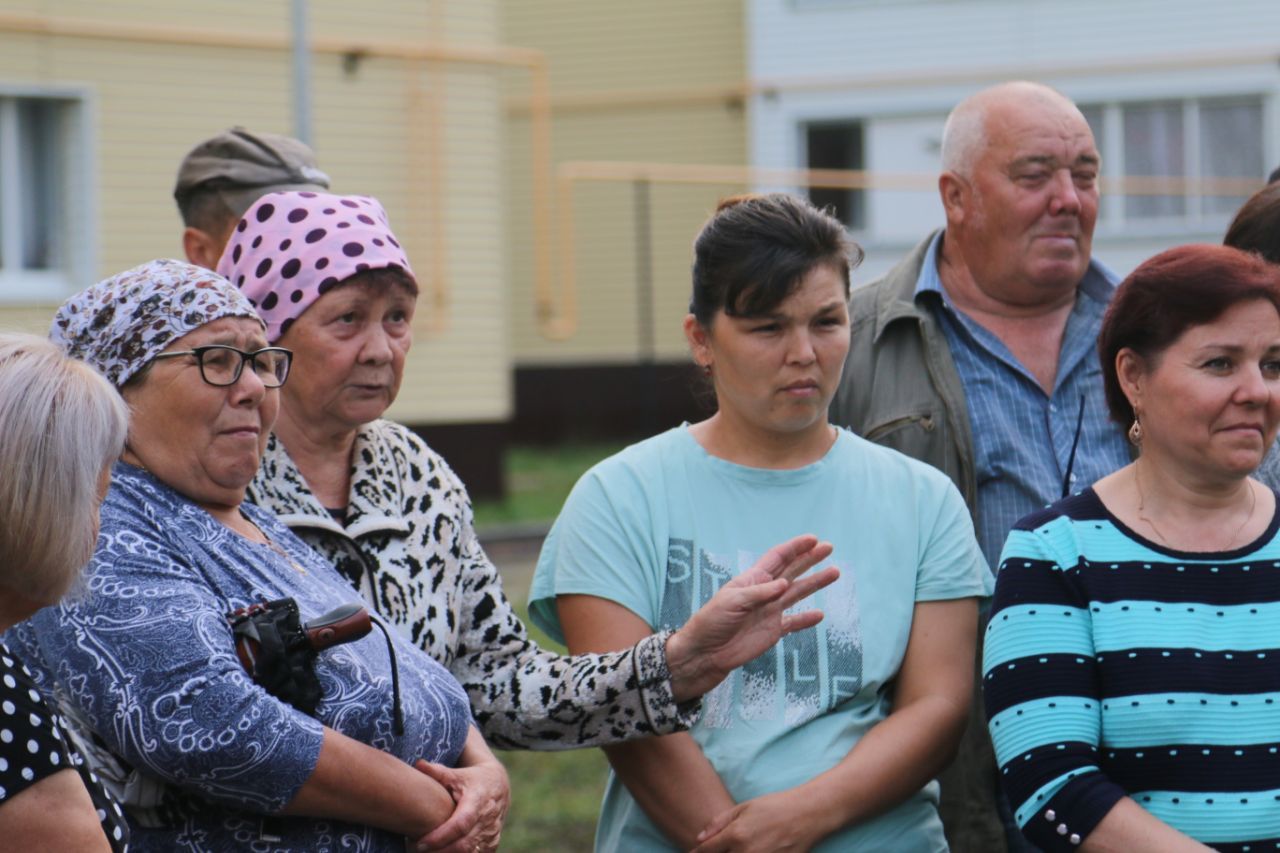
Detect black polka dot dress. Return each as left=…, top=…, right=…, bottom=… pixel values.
left=0, top=642, right=128, bottom=851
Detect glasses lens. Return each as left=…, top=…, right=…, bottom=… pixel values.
left=254, top=350, right=290, bottom=387
left=199, top=347, right=241, bottom=386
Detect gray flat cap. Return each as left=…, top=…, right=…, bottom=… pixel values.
left=174, top=127, right=331, bottom=217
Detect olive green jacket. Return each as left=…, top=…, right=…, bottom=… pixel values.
left=832, top=231, right=977, bottom=512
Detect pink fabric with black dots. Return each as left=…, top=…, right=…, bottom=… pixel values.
left=217, top=191, right=416, bottom=342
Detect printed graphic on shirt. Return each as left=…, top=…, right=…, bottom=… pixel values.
left=659, top=538, right=862, bottom=729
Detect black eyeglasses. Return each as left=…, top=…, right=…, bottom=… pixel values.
left=151, top=345, right=293, bottom=388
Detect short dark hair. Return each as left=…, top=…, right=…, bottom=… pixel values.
left=1224, top=181, right=1280, bottom=265
left=689, top=193, right=862, bottom=326
left=178, top=185, right=238, bottom=234
left=1098, top=243, right=1280, bottom=426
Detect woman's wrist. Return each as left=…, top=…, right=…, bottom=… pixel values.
left=664, top=628, right=722, bottom=702
left=775, top=781, right=842, bottom=841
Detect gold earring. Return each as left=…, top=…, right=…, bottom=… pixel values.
left=1128, top=414, right=1142, bottom=446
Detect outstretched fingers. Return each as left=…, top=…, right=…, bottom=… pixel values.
left=774, top=565, right=839, bottom=638
left=774, top=540, right=834, bottom=584
left=749, top=534, right=822, bottom=581
left=729, top=576, right=791, bottom=610
left=779, top=609, right=824, bottom=636
left=776, top=565, right=839, bottom=610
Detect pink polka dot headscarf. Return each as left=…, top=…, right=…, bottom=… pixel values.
left=217, top=191, right=416, bottom=342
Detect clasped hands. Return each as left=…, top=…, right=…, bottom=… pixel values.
left=410, top=753, right=509, bottom=853
left=691, top=788, right=826, bottom=853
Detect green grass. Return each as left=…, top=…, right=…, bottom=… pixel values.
left=473, top=443, right=627, bottom=530
left=497, top=600, right=610, bottom=852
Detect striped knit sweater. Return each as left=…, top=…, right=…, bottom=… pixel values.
left=984, top=487, right=1280, bottom=852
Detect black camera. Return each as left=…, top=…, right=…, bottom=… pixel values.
left=227, top=599, right=371, bottom=716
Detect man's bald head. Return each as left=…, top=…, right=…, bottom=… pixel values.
left=936, top=81, right=1100, bottom=307
left=941, top=82, right=1087, bottom=179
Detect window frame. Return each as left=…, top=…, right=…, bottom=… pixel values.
left=801, top=117, right=867, bottom=232
left=0, top=84, right=95, bottom=305
left=1085, top=93, right=1269, bottom=236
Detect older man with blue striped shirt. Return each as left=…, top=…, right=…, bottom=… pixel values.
left=831, top=81, right=1132, bottom=853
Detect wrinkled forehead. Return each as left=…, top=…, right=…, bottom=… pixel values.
left=988, top=98, right=1099, bottom=167
left=170, top=315, right=271, bottom=350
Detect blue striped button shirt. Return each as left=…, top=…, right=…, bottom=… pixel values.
left=914, top=233, right=1131, bottom=571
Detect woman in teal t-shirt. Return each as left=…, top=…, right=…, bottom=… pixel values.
left=529, top=194, right=993, bottom=852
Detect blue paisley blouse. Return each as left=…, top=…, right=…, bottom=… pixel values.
left=5, top=462, right=472, bottom=852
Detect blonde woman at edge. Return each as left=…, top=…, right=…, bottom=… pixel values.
left=0, top=333, right=130, bottom=851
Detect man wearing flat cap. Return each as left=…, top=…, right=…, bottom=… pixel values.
left=174, top=127, right=331, bottom=269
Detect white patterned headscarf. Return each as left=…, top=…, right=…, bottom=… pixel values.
left=50, top=259, right=263, bottom=387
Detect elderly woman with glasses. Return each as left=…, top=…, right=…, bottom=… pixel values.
left=6, top=260, right=487, bottom=852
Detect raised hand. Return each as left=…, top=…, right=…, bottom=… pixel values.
left=665, top=534, right=838, bottom=702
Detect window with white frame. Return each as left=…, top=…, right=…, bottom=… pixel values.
left=0, top=93, right=89, bottom=302
left=1080, top=96, right=1265, bottom=228
left=804, top=119, right=865, bottom=230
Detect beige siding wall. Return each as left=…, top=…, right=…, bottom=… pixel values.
left=502, top=1, right=748, bottom=365
left=0, top=0, right=509, bottom=424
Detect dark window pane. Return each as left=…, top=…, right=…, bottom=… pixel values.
left=806, top=121, right=864, bottom=229
left=1077, top=105, right=1105, bottom=162
left=17, top=99, right=62, bottom=270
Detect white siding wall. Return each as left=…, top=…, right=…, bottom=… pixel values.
left=748, top=0, right=1280, bottom=282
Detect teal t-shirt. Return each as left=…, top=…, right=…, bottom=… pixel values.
left=529, top=426, right=992, bottom=852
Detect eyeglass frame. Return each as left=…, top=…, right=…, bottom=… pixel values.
left=150, top=345, right=294, bottom=388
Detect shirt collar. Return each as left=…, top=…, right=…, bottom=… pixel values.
left=912, top=231, right=947, bottom=303
left=913, top=230, right=1118, bottom=307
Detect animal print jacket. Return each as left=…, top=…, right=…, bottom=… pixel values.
left=248, top=420, right=697, bottom=748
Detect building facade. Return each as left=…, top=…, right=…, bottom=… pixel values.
left=502, top=0, right=1280, bottom=444
left=749, top=0, right=1280, bottom=279
left=0, top=0, right=511, bottom=492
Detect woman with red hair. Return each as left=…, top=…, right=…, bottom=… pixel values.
left=986, top=244, right=1280, bottom=851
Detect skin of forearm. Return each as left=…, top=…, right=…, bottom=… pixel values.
left=558, top=595, right=736, bottom=847
left=281, top=727, right=455, bottom=837
left=0, top=769, right=112, bottom=852
left=663, top=629, right=715, bottom=704
left=603, top=733, right=736, bottom=849
left=784, top=690, right=968, bottom=838
left=779, top=599, right=975, bottom=839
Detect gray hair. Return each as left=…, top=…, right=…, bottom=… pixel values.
left=0, top=333, right=128, bottom=603
left=940, top=81, right=1079, bottom=178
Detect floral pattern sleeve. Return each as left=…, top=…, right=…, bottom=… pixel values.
left=19, top=480, right=324, bottom=815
